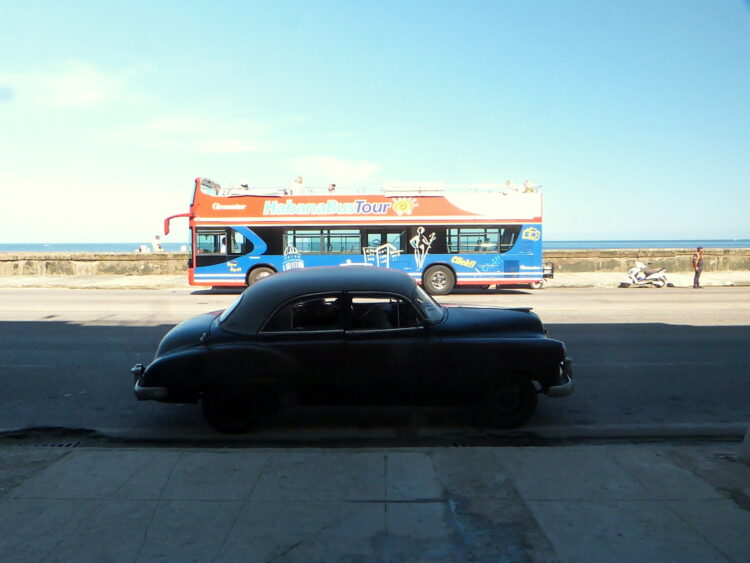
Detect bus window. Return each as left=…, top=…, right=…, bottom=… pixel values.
left=446, top=226, right=521, bottom=254
left=230, top=231, right=252, bottom=255
left=285, top=229, right=321, bottom=253
left=498, top=226, right=521, bottom=252
left=366, top=230, right=406, bottom=251
left=325, top=229, right=360, bottom=253
left=196, top=230, right=226, bottom=254
left=284, top=228, right=361, bottom=254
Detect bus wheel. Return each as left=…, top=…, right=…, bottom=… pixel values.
left=247, top=267, right=275, bottom=286
left=529, top=280, right=544, bottom=290
left=423, top=265, right=455, bottom=295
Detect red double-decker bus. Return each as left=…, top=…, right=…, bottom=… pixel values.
left=165, top=178, right=552, bottom=294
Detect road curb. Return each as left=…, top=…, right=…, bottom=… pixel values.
left=4, top=424, right=746, bottom=446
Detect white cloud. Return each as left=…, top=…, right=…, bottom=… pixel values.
left=383, top=181, right=447, bottom=190
left=0, top=60, right=148, bottom=108
left=100, top=114, right=269, bottom=155
left=197, top=139, right=263, bottom=154
left=139, top=114, right=269, bottom=154
left=291, top=155, right=381, bottom=184
left=146, top=117, right=205, bottom=134
left=0, top=171, right=188, bottom=243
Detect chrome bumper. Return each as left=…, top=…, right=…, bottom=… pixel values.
left=544, top=358, right=574, bottom=397
left=131, top=363, right=168, bottom=401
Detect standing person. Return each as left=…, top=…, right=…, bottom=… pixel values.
left=692, top=246, right=704, bottom=288
left=291, top=176, right=304, bottom=194
left=151, top=235, right=164, bottom=252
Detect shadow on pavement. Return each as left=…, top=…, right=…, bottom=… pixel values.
left=190, top=287, right=244, bottom=295
left=451, top=286, right=532, bottom=295
left=1, top=320, right=749, bottom=445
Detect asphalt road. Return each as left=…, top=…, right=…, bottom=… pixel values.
left=1, top=287, right=749, bottom=443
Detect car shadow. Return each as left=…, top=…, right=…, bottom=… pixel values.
left=451, top=286, right=532, bottom=295
left=190, top=287, right=244, bottom=296
left=2, top=320, right=749, bottom=446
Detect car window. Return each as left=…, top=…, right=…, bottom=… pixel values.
left=262, top=294, right=343, bottom=333
left=219, top=295, right=242, bottom=323
left=349, top=294, right=422, bottom=331
left=413, top=286, right=445, bottom=323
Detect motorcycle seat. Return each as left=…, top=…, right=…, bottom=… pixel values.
left=643, top=267, right=664, bottom=276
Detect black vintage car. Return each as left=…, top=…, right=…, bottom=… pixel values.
left=131, top=267, right=573, bottom=432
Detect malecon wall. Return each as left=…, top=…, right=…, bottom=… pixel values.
left=0, top=253, right=189, bottom=276
left=545, top=248, right=750, bottom=274
left=1, top=249, right=749, bottom=276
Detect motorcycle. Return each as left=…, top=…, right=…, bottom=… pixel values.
left=619, top=261, right=670, bottom=288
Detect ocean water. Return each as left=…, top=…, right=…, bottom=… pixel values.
left=543, top=239, right=750, bottom=250
left=0, top=240, right=747, bottom=253
left=0, top=243, right=190, bottom=253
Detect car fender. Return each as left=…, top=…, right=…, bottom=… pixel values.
left=142, top=348, right=208, bottom=394
left=440, top=336, right=565, bottom=387
left=199, top=342, right=305, bottom=394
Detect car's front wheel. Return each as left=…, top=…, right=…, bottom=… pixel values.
left=481, top=375, right=538, bottom=428
left=201, top=391, right=259, bottom=433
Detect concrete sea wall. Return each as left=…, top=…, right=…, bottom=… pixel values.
left=1, top=249, right=749, bottom=276
left=0, top=253, right=189, bottom=276
left=545, top=248, right=750, bottom=274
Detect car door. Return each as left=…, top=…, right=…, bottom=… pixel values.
left=257, top=292, right=346, bottom=404
left=344, top=292, right=443, bottom=405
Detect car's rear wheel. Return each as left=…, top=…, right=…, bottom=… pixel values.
left=423, top=265, right=455, bottom=295
left=481, top=375, right=538, bottom=428
left=201, top=391, right=259, bottom=433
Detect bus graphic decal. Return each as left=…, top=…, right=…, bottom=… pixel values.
left=363, top=243, right=402, bottom=268
left=410, top=226, right=436, bottom=270
left=392, top=197, right=418, bottom=216
left=282, top=246, right=305, bottom=271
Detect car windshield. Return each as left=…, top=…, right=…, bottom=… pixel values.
left=412, top=285, right=444, bottom=323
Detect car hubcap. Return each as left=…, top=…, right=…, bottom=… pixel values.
left=493, top=386, right=521, bottom=414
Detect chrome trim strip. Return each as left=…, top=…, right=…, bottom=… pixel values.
left=544, top=358, right=574, bottom=398
left=134, top=379, right=168, bottom=401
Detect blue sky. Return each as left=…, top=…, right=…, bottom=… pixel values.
left=1, top=0, right=749, bottom=243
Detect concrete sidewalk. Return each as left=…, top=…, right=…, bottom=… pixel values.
left=1, top=441, right=749, bottom=562
left=1, top=271, right=750, bottom=289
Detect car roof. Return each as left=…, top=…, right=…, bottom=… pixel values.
left=219, top=266, right=418, bottom=335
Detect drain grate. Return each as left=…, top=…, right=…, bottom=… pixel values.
left=36, top=441, right=82, bottom=448
left=3, top=441, right=83, bottom=448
